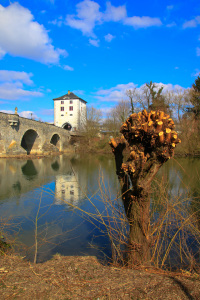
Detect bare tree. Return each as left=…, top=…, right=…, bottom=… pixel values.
left=113, top=99, right=130, bottom=123
left=109, top=110, right=181, bottom=265
left=103, top=100, right=130, bottom=137
left=103, top=114, right=119, bottom=137
left=126, top=89, right=136, bottom=114
left=137, top=81, right=170, bottom=113
left=166, top=88, right=188, bottom=122
left=84, top=106, right=102, bottom=140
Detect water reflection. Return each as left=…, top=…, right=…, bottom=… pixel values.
left=51, top=161, right=60, bottom=171
left=21, top=160, right=38, bottom=180
left=54, top=172, right=87, bottom=207
left=12, top=181, right=21, bottom=193
left=0, top=155, right=199, bottom=265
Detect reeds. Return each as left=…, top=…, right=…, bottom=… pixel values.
left=150, top=174, right=200, bottom=272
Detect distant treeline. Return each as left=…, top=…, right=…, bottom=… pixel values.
left=79, top=75, right=200, bottom=156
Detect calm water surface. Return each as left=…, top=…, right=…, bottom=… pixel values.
left=0, top=154, right=199, bottom=263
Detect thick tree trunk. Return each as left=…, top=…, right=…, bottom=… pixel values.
left=122, top=162, right=161, bottom=265
left=127, top=193, right=151, bottom=265
left=109, top=110, right=180, bottom=266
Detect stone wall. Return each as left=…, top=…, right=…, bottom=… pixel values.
left=0, top=112, right=71, bottom=156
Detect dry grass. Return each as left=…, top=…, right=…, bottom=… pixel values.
left=0, top=254, right=199, bottom=299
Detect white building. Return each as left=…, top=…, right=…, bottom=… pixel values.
left=53, top=90, right=87, bottom=131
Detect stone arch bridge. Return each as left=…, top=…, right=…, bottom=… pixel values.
left=0, top=112, right=76, bottom=156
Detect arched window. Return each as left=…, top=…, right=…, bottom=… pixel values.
left=62, top=122, right=72, bottom=131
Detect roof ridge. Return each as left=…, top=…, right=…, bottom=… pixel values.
left=53, top=92, right=87, bottom=103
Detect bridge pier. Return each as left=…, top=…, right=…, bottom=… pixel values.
left=0, top=112, right=72, bottom=157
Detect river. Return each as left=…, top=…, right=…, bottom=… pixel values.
left=0, top=154, right=199, bottom=267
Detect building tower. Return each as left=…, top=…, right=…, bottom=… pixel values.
left=53, top=90, right=87, bottom=131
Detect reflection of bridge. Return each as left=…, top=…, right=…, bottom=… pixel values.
left=0, top=112, right=76, bottom=156
left=0, top=155, right=87, bottom=207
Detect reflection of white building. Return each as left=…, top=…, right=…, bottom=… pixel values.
left=54, top=172, right=87, bottom=207
left=53, top=90, right=87, bottom=131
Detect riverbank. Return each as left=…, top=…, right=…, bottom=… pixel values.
left=0, top=254, right=199, bottom=300
left=0, top=138, right=200, bottom=158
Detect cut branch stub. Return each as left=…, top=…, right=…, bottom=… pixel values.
left=120, top=110, right=181, bottom=164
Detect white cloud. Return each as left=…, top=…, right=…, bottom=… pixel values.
left=0, top=82, right=43, bottom=100
left=192, top=69, right=200, bottom=77
left=167, top=5, right=174, bottom=10
left=166, top=22, right=176, bottom=28
left=183, top=16, right=200, bottom=29
left=0, top=70, right=33, bottom=85
left=0, top=109, right=14, bottom=114
left=65, top=0, right=163, bottom=40
left=0, top=2, right=67, bottom=64
left=95, top=83, right=137, bottom=102
left=183, top=20, right=197, bottom=29
left=19, top=111, right=38, bottom=119
left=89, top=38, right=99, bottom=47
left=104, top=33, right=115, bottom=42
left=0, top=70, right=43, bottom=100
left=104, top=2, right=127, bottom=22
left=124, top=16, right=162, bottom=28
left=0, top=109, right=37, bottom=119
left=0, top=46, right=6, bottom=59
left=95, top=82, right=187, bottom=102
left=65, top=0, right=102, bottom=37
left=63, top=65, right=74, bottom=71
left=73, top=89, right=85, bottom=95
left=49, top=16, right=63, bottom=27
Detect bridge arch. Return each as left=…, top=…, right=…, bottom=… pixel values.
left=50, top=133, right=60, bottom=149
left=21, top=129, right=41, bottom=154
left=62, top=122, right=72, bottom=131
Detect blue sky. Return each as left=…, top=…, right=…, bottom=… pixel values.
left=0, top=0, right=199, bottom=122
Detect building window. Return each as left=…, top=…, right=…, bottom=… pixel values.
left=69, top=106, right=73, bottom=111
left=61, top=101, right=64, bottom=104
left=70, top=190, right=74, bottom=195
left=61, top=107, right=64, bottom=111
left=70, top=114, right=73, bottom=116
left=61, top=114, right=64, bottom=116
left=70, top=100, right=73, bottom=104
